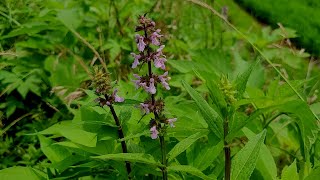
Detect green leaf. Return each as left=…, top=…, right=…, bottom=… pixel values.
left=57, top=9, right=82, bottom=30
left=305, top=166, right=320, bottom=180
left=206, top=80, right=227, bottom=116
left=38, top=134, right=71, bottom=163
left=92, top=153, right=163, bottom=167
left=231, top=129, right=267, bottom=180
left=276, top=100, right=319, bottom=159
left=168, top=165, right=215, bottom=180
left=0, top=167, right=46, bottom=180
left=228, top=108, right=268, bottom=140
left=167, top=132, right=205, bottom=162
left=39, top=121, right=97, bottom=147
left=182, top=80, right=224, bottom=139
left=193, top=141, right=224, bottom=171
left=234, top=61, right=255, bottom=99
left=243, top=128, right=277, bottom=180
left=281, top=160, right=298, bottom=180
left=50, top=154, right=87, bottom=172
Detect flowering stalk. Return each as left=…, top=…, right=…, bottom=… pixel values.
left=131, top=15, right=176, bottom=180
left=92, top=68, right=131, bottom=177
left=219, top=76, right=236, bottom=180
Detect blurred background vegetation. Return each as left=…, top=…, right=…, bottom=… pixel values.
left=0, top=0, right=319, bottom=178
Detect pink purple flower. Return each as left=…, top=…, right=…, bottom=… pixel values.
left=150, top=29, right=162, bottom=46
left=135, top=34, right=146, bottom=52
left=158, top=72, right=170, bottom=90
left=140, top=103, right=151, bottom=114
left=167, top=118, right=177, bottom=127
left=154, top=57, right=167, bottom=70
left=156, top=45, right=165, bottom=54
left=150, top=126, right=159, bottom=139
left=112, top=89, right=124, bottom=103
left=132, top=74, right=146, bottom=89
left=146, top=78, right=156, bottom=94
left=131, top=53, right=141, bottom=69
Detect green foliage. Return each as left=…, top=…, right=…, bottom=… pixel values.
left=235, top=0, right=320, bottom=55
left=231, top=130, right=267, bottom=180
left=0, top=0, right=320, bottom=179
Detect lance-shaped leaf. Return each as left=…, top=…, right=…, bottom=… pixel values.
left=167, top=132, right=205, bottom=162
left=234, top=62, right=256, bottom=99
left=92, top=153, right=163, bottom=167
left=276, top=100, right=319, bottom=160
left=182, top=80, right=223, bottom=139
left=243, top=128, right=277, bottom=180
left=193, top=141, right=224, bottom=171
left=231, top=129, right=267, bottom=180
left=168, top=165, right=216, bottom=180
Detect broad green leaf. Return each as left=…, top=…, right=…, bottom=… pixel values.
left=57, top=9, right=82, bottom=30
left=193, top=141, right=224, bottom=171
left=305, top=166, right=320, bottom=180
left=281, top=160, right=298, bottom=180
left=39, top=121, right=97, bottom=147
left=92, top=153, right=163, bottom=167
left=50, top=154, right=87, bottom=172
left=168, top=132, right=205, bottom=162
left=168, top=165, right=215, bottom=180
left=243, top=128, right=277, bottom=180
left=231, top=129, right=267, bottom=180
left=38, top=134, right=71, bottom=163
left=0, top=167, right=46, bottom=180
left=182, top=80, right=223, bottom=139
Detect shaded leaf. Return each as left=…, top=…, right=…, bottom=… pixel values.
left=168, top=132, right=205, bottom=162
left=182, top=80, right=223, bottom=139
left=92, top=153, right=163, bottom=167
left=193, top=141, right=224, bottom=171
left=168, top=165, right=215, bottom=180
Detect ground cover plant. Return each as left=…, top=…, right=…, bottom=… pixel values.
left=0, top=0, right=320, bottom=179
left=235, top=0, right=320, bottom=55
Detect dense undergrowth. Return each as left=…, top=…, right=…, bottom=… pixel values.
left=0, top=0, right=320, bottom=179
left=235, top=0, right=320, bottom=55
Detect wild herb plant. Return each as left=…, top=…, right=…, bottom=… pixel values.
left=131, top=15, right=176, bottom=180
left=0, top=0, right=320, bottom=180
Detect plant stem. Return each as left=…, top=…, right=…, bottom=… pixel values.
left=109, top=105, right=131, bottom=177
left=160, top=135, right=168, bottom=180
left=144, top=23, right=168, bottom=180
left=224, top=116, right=231, bottom=180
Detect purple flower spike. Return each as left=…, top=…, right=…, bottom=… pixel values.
left=150, top=126, right=159, bottom=139
left=131, top=53, right=141, bottom=69
left=147, top=78, right=156, bottom=94
left=150, top=29, right=163, bottom=46
left=133, top=74, right=143, bottom=89
left=154, top=57, right=167, bottom=70
left=158, top=72, right=170, bottom=90
left=167, top=118, right=177, bottom=127
left=113, top=89, right=124, bottom=103
left=135, top=34, right=146, bottom=52
left=157, top=45, right=165, bottom=53
left=140, top=103, right=150, bottom=114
